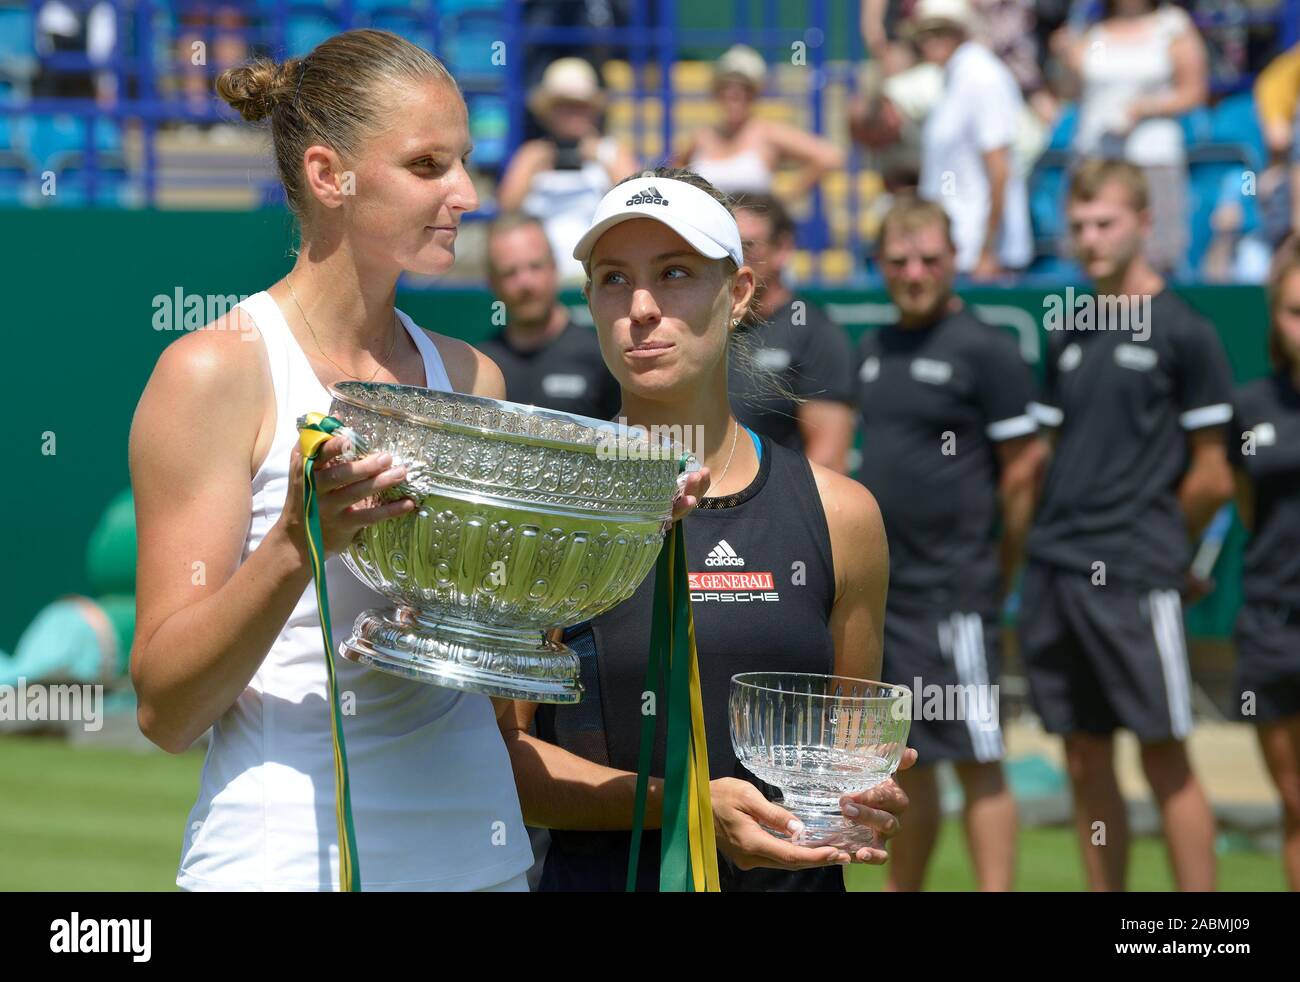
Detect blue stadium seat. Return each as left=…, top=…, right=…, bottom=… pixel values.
left=467, top=93, right=507, bottom=169
left=287, top=12, right=341, bottom=56
left=1028, top=149, right=1070, bottom=247
left=1186, top=146, right=1257, bottom=272
left=25, top=114, right=122, bottom=169
left=0, top=6, right=33, bottom=62
left=443, top=31, right=501, bottom=77
left=0, top=150, right=31, bottom=205
left=1209, top=92, right=1266, bottom=169
left=366, top=10, right=433, bottom=46
left=1046, top=103, right=1077, bottom=152
left=437, top=0, right=504, bottom=12
left=1180, top=107, right=1214, bottom=147
left=47, top=152, right=133, bottom=207
left=352, top=0, right=429, bottom=12
left=27, top=114, right=86, bottom=167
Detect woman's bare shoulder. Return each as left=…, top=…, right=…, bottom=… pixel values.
left=147, top=307, right=267, bottom=403
left=132, top=308, right=269, bottom=464
left=808, top=462, right=888, bottom=581
left=810, top=463, right=882, bottom=527
left=422, top=329, right=507, bottom=399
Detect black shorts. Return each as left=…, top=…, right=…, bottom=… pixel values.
left=1234, top=602, right=1300, bottom=724
left=1018, top=561, right=1194, bottom=742
left=882, top=601, right=1005, bottom=765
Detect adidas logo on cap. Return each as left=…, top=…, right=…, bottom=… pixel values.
left=705, top=539, right=745, bottom=567
left=626, top=185, right=670, bottom=207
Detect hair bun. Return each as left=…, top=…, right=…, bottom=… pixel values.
left=216, top=58, right=299, bottom=122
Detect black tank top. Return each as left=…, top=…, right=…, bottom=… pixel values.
left=536, top=431, right=845, bottom=892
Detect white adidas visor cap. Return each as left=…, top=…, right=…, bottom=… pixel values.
left=572, top=176, right=745, bottom=271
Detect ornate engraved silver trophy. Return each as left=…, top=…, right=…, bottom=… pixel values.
left=311, top=381, right=687, bottom=704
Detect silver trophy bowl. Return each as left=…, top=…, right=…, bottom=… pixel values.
left=316, top=381, right=687, bottom=704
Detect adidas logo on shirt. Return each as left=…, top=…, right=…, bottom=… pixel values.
left=626, top=185, right=670, bottom=206
left=705, top=539, right=745, bottom=566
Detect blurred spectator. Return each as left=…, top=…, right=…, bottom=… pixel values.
left=1184, top=0, right=1281, bottom=87
left=1253, top=42, right=1300, bottom=246
left=730, top=194, right=857, bottom=471
left=175, top=1, right=251, bottom=122
left=972, top=0, right=1060, bottom=127
left=1201, top=164, right=1279, bottom=282
left=860, top=0, right=922, bottom=76
left=1254, top=41, right=1300, bottom=161
left=498, top=58, right=640, bottom=284
left=913, top=0, right=1034, bottom=278
left=477, top=213, right=621, bottom=421
left=520, top=0, right=631, bottom=140
left=34, top=1, right=116, bottom=103
left=0, top=488, right=135, bottom=689
left=849, top=57, right=945, bottom=194
left=674, top=44, right=844, bottom=198
left=1054, top=0, right=1209, bottom=275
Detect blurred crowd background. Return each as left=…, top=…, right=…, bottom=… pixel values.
left=0, top=0, right=1296, bottom=283
left=5, top=0, right=1298, bottom=723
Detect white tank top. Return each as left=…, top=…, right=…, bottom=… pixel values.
left=1074, top=7, right=1189, bottom=167
left=687, top=148, right=774, bottom=195
left=176, top=290, right=532, bottom=891
left=522, top=136, right=619, bottom=283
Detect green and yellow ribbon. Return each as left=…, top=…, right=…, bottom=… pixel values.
left=297, top=412, right=362, bottom=893
left=627, top=518, right=720, bottom=892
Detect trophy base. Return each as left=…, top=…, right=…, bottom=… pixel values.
left=773, top=791, right=877, bottom=850
left=340, top=606, right=583, bottom=704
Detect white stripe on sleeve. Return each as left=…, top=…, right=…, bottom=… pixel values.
left=986, top=413, right=1038, bottom=442
left=1178, top=403, right=1233, bottom=431
left=1028, top=401, right=1064, bottom=427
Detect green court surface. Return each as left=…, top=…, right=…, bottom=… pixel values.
left=0, top=735, right=1286, bottom=891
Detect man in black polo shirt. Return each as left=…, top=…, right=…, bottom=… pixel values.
left=857, top=196, right=1045, bottom=891
left=730, top=194, right=856, bottom=471
left=478, top=213, right=621, bottom=420
left=1021, top=159, right=1235, bottom=891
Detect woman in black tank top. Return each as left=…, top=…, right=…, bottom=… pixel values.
left=498, top=168, right=907, bottom=891
left=1226, top=244, right=1300, bottom=891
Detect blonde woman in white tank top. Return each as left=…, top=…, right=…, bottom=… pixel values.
left=129, top=30, right=532, bottom=891
left=675, top=44, right=843, bottom=199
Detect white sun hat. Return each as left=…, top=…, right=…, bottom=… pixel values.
left=714, top=44, right=767, bottom=90
left=571, top=175, right=745, bottom=268
left=906, top=0, right=976, bottom=36
left=527, top=57, right=606, bottom=117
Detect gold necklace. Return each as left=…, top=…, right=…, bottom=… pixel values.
left=703, top=418, right=741, bottom=498
left=287, top=276, right=398, bottom=383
